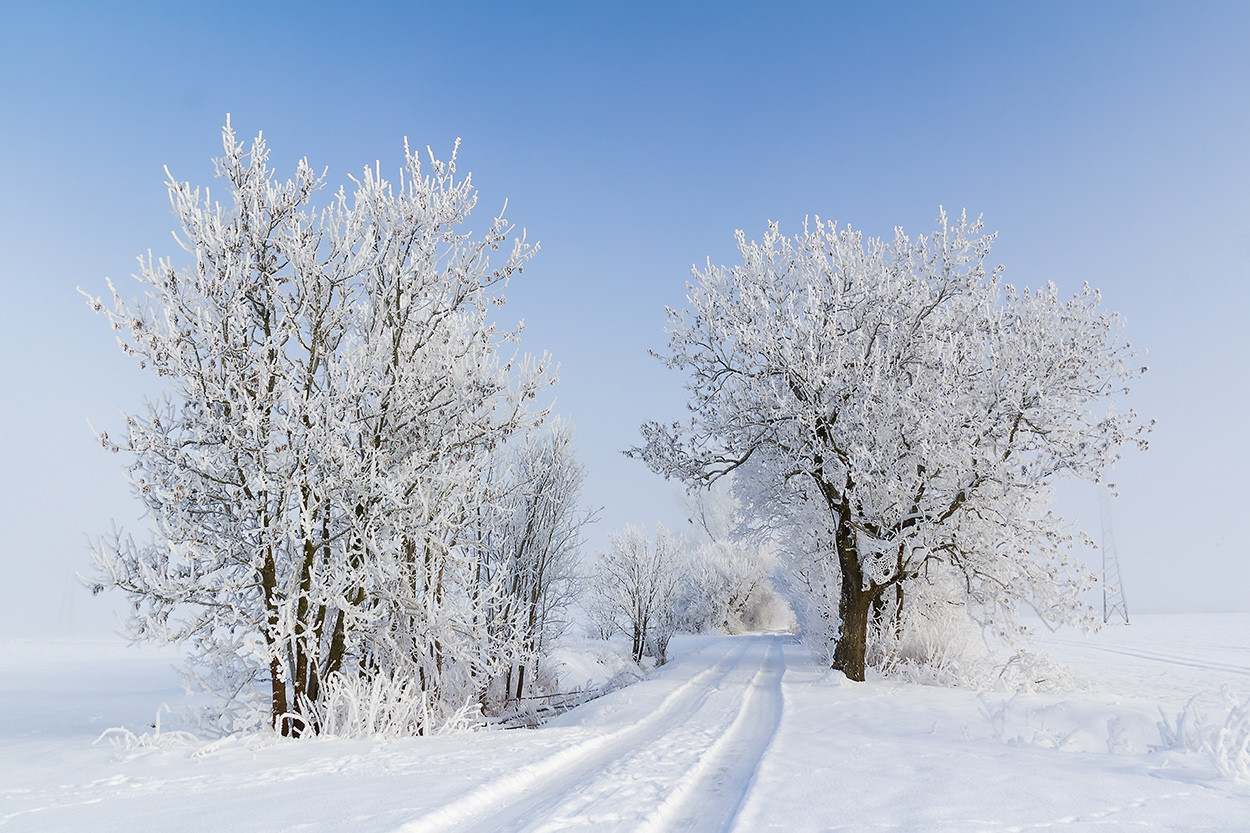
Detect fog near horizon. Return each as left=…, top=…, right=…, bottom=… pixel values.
left=1, top=2, right=1247, bottom=637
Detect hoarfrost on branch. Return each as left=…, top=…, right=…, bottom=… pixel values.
left=82, top=119, right=586, bottom=735
left=634, top=211, right=1149, bottom=681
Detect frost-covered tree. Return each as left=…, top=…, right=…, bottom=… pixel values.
left=680, top=483, right=788, bottom=634
left=83, top=119, right=556, bottom=735
left=589, top=524, right=686, bottom=664
left=481, top=419, right=595, bottom=704
left=635, top=211, right=1149, bottom=681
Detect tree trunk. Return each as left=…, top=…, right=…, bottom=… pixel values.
left=259, top=545, right=292, bottom=734
left=833, top=581, right=873, bottom=681
left=893, top=580, right=905, bottom=640
left=292, top=534, right=318, bottom=735
left=268, top=656, right=289, bottom=733
left=832, top=524, right=874, bottom=682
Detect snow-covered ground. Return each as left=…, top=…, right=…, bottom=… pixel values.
left=2, top=615, right=1248, bottom=831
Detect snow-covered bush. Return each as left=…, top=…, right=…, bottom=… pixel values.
left=313, top=672, right=482, bottom=739
left=864, top=571, right=993, bottom=686
left=82, top=119, right=578, bottom=736
left=1156, top=688, right=1250, bottom=782
left=94, top=705, right=198, bottom=761
left=1211, top=691, right=1250, bottom=782
left=1156, top=695, right=1211, bottom=754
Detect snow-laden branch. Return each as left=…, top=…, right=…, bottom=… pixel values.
left=634, top=209, right=1149, bottom=680
left=81, top=119, right=590, bottom=737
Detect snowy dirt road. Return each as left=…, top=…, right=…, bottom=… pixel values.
left=0, top=635, right=791, bottom=833
left=396, top=635, right=785, bottom=833
left=3, top=621, right=1250, bottom=832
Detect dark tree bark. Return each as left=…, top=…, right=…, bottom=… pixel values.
left=259, top=544, right=292, bottom=734
left=831, top=521, right=877, bottom=681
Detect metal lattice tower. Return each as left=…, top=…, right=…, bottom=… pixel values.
left=1099, top=488, right=1130, bottom=625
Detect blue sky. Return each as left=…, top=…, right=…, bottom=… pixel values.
left=2, top=1, right=1247, bottom=634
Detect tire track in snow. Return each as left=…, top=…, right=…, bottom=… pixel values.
left=505, top=636, right=780, bottom=833
left=1052, top=641, right=1250, bottom=677
left=390, top=640, right=752, bottom=833
left=485, top=635, right=780, bottom=830
left=637, top=635, right=785, bottom=833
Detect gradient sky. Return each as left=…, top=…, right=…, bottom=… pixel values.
left=2, top=1, right=1247, bottom=635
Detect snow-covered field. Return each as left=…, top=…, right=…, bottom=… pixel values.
left=3, top=616, right=1248, bottom=831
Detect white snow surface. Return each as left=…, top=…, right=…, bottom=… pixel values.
left=3, top=616, right=1249, bottom=831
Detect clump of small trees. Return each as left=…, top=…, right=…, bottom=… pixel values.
left=483, top=420, right=595, bottom=706
left=635, top=211, right=1149, bottom=682
left=84, top=120, right=590, bottom=736
left=677, top=484, right=792, bottom=635
left=586, top=497, right=794, bottom=666
left=587, top=524, right=686, bottom=664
